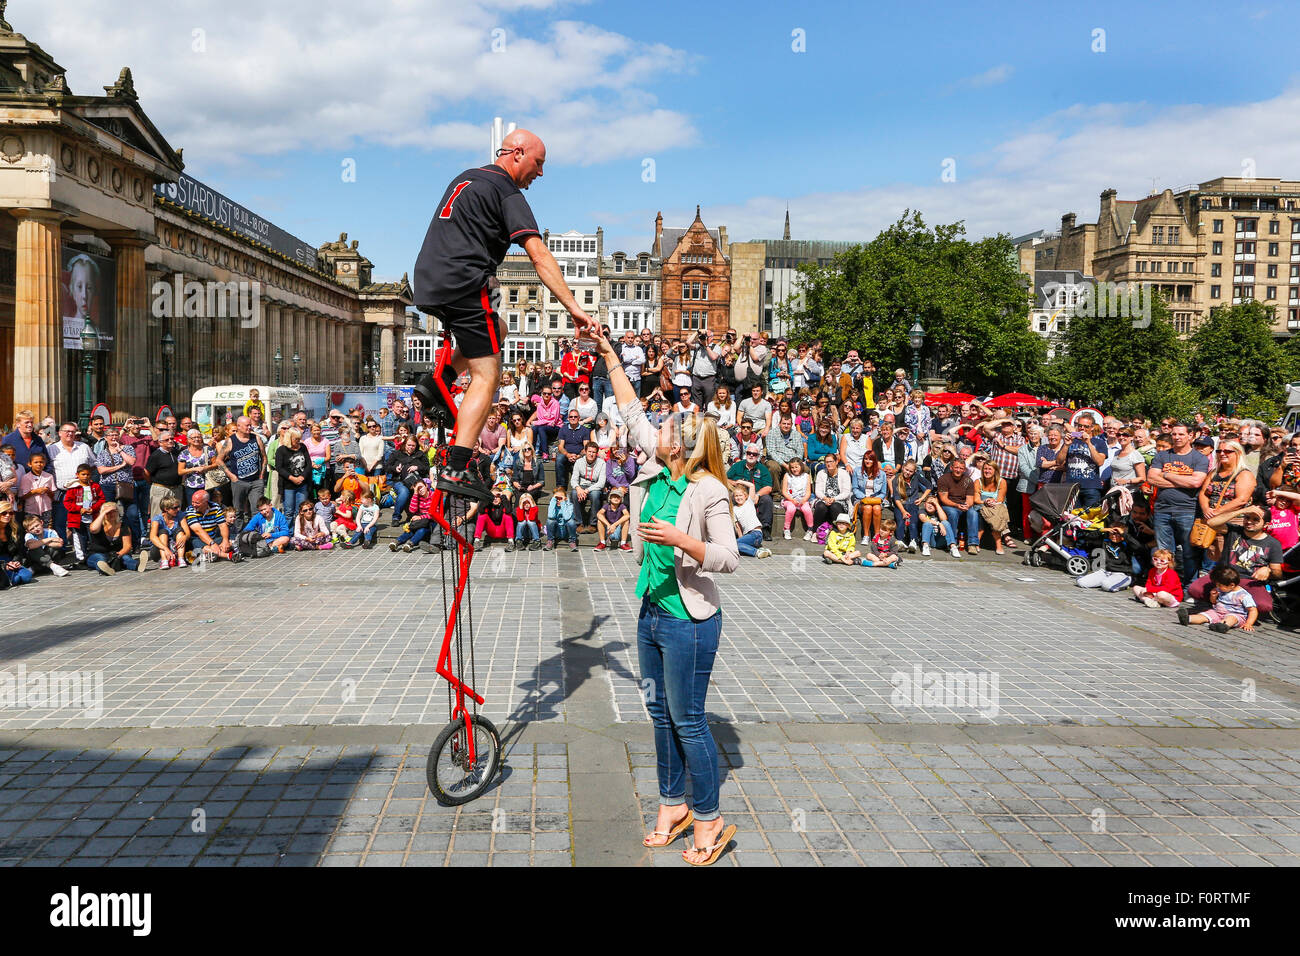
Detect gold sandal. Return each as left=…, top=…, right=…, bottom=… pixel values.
left=643, top=809, right=693, bottom=848
left=683, top=823, right=737, bottom=866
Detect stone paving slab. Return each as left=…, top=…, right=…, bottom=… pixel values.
left=588, top=552, right=1300, bottom=727
left=632, top=739, right=1300, bottom=867
left=0, top=740, right=570, bottom=867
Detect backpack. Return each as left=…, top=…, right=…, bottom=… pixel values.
left=815, top=522, right=832, bottom=545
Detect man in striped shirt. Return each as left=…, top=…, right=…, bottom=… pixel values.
left=182, top=489, right=236, bottom=561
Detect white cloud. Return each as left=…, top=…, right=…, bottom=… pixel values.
left=14, top=0, right=697, bottom=166
left=703, top=85, right=1300, bottom=246
left=953, top=63, right=1013, bottom=90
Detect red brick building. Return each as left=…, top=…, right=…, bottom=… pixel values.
left=655, top=207, right=730, bottom=335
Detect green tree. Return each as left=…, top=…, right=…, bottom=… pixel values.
left=1186, top=302, right=1289, bottom=406
left=1050, top=289, right=1188, bottom=416
left=778, top=211, right=1048, bottom=394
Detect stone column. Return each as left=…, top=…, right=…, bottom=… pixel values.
left=317, top=313, right=329, bottom=383
left=13, top=209, right=68, bottom=424
left=294, top=308, right=307, bottom=384
left=250, top=288, right=270, bottom=384
left=379, top=324, right=396, bottom=384
left=264, top=303, right=281, bottom=386
left=301, top=310, right=316, bottom=384
left=104, top=234, right=151, bottom=414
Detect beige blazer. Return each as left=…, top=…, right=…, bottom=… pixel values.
left=622, top=399, right=738, bottom=620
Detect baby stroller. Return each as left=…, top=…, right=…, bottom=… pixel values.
left=1023, top=483, right=1127, bottom=577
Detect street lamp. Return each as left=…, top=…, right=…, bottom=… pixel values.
left=80, top=318, right=99, bottom=429
left=273, top=346, right=283, bottom=387
left=372, top=344, right=382, bottom=385
left=161, top=330, right=175, bottom=411
left=908, top=317, right=925, bottom=388
left=292, top=350, right=301, bottom=383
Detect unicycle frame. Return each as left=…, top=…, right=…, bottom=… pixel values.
left=426, top=337, right=483, bottom=765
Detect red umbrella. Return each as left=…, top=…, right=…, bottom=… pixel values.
left=923, top=391, right=975, bottom=406
left=986, top=392, right=1053, bottom=408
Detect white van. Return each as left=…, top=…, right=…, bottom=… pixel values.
left=191, top=386, right=305, bottom=434
left=1280, top=383, right=1300, bottom=434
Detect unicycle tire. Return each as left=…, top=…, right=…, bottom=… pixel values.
left=427, top=714, right=502, bottom=806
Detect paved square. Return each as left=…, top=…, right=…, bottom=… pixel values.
left=2, top=540, right=1299, bottom=865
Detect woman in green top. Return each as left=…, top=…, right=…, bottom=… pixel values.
left=591, top=328, right=740, bottom=867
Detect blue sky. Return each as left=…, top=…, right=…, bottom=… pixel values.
left=21, top=0, right=1300, bottom=279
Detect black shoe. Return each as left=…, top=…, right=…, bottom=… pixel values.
left=437, top=464, right=490, bottom=502
left=1208, top=621, right=1229, bottom=633
left=362, top=541, right=374, bottom=550
left=411, top=370, right=458, bottom=428
left=419, top=541, right=438, bottom=554
left=1177, top=607, right=1190, bottom=626
left=763, top=531, right=772, bottom=541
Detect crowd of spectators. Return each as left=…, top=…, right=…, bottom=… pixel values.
left=2, top=325, right=1296, bottom=637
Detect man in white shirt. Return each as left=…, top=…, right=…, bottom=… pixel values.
left=618, top=331, right=645, bottom=388
left=48, top=421, right=93, bottom=543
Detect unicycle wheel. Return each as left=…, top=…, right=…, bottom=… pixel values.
left=427, top=714, right=501, bottom=806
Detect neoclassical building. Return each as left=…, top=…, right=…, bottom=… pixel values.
left=0, top=13, right=410, bottom=426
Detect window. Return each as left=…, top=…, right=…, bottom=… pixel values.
left=584, top=290, right=594, bottom=305
left=1293, top=221, right=1300, bottom=236
left=1038, top=319, right=1048, bottom=332
left=1212, top=241, right=1223, bottom=255
left=576, top=263, right=587, bottom=278
left=614, top=258, right=623, bottom=274
left=1213, top=219, right=1224, bottom=233
left=1268, top=286, right=1278, bottom=299
left=525, top=312, right=539, bottom=333
left=506, top=337, right=545, bottom=364
left=1210, top=285, right=1221, bottom=298
left=1183, top=261, right=1193, bottom=273
left=610, top=282, right=627, bottom=299
left=1167, top=262, right=1176, bottom=273
left=1269, top=264, right=1279, bottom=278
left=1210, top=263, right=1221, bottom=277
left=1270, top=220, right=1281, bottom=234
left=634, top=282, right=651, bottom=301
left=508, top=312, right=520, bottom=332
left=1270, top=243, right=1280, bottom=257
left=508, top=288, right=518, bottom=304
left=1151, top=226, right=1164, bottom=244
left=527, top=287, right=537, bottom=302
left=548, top=313, right=558, bottom=330
left=639, top=258, right=648, bottom=274
left=681, top=310, right=706, bottom=331
left=1169, top=226, right=1180, bottom=244
left=1237, top=218, right=1258, bottom=235
left=405, top=335, right=434, bottom=365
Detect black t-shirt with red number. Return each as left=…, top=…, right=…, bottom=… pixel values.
left=413, top=165, right=541, bottom=307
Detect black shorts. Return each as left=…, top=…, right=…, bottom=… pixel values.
left=426, top=283, right=504, bottom=360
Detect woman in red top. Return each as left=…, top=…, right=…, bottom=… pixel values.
left=559, top=343, right=592, bottom=400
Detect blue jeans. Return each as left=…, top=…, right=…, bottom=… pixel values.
left=591, top=376, right=612, bottom=410
left=4, top=565, right=34, bottom=586
left=395, top=525, right=429, bottom=546
left=637, top=598, right=723, bottom=821
left=349, top=526, right=378, bottom=546
left=132, top=479, right=150, bottom=545
left=1153, top=510, right=1197, bottom=585
left=574, top=488, right=603, bottom=526
left=922, top=519, right=954, bottom=548
left=392, top=482, right=413, bottom=523
left=87, top=552, right=139, bottom=573
left=534, top=424, right=559, bottom=457
left=943, top=506, right=980, bottom=545
left=737, top=528, right=764, bottom=556
left=1075, top=486, right=1102, bottom=509
left=516, top=520, right=540, bottom=543
left=282, top=483, right=308, bottom=520
left=547, top=516, right=576, bottom=542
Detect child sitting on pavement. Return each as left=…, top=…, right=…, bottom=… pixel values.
left=351, top=490, right=380, bottom=549
left=22, top=514, right=68, bottom=576
left=868, top=517, right=902, bottom=568
left=732, top=480, right=772, bottom=558
left=823, top=513, right=862, bottom=565
left=1132, top=547, right=1183, bottom=608
left=1177, top=565, right=1257, bottom=633
left=331, top=490, right=358, bottom=544
left=595, top=488, right=631, bottom=552
left=546, top=485, right=577, bottom=552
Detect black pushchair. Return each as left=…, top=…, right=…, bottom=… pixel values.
left=1023, top=483, right=1128, bottom=577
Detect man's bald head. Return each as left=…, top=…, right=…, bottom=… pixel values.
left=496, top=129, right=546, bottom=189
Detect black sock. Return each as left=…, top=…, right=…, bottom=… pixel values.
left=446, top=445, right=472, bottom=470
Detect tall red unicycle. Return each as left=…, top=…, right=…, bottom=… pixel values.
left=421, top=339, right=502, bottom=805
